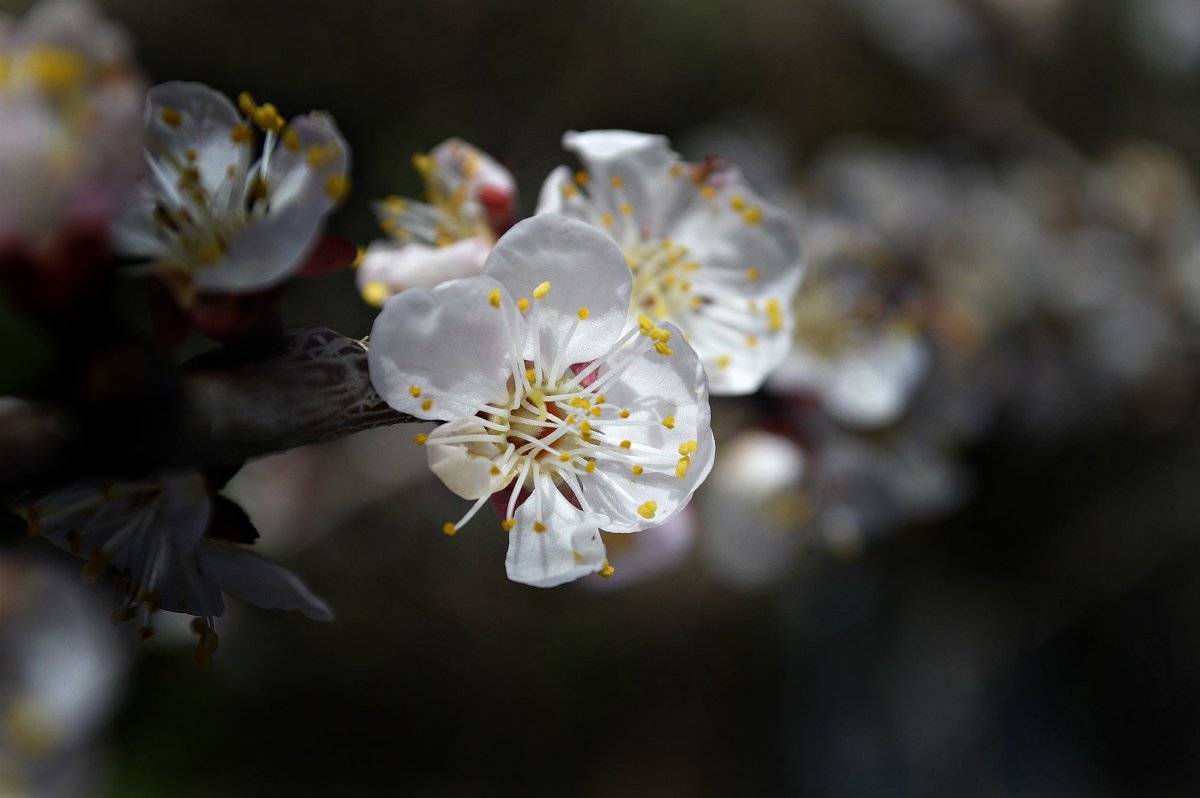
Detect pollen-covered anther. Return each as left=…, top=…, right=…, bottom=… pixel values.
left=610, top=176, right=624, bottom=189
left=517, top=297, right=530, bottom=312
left=533, top=280, right=551, bottom=300
left=730, top=195, right=746, bottom=210
left=742, top=207, right=763, bottom=224
left=746, top=267, right=760, bottom=281
left=637, top=501, right=657, bottom=519
left=159, top=107, right=182, bottom=127
left=409, top=385, right=422, bottom=397
left=662, top=415, right=675, bottom=429
left=442, top=522, right=458, bottom=536
left=237, top=91, right=256, bottom=115
left=632, top=465, right=644, bottom=475
left=282, top=127, right=301, bottom=152
left=577, top=307, right=590, bottom=320
left=767, top=298, right=784, bottom=332
left=325, top=174, right=350, bottom=203
left=252, top=103, right=285, bottom=134
left=421, top=399, right=433, bottom=411
left=488, top=288, right=502, bottom=308
left=575, top=171, right=589, bottom=185
left=675, top=457, right=690, bottom=479
left=501, top=519, right=516, bottom=532
left=362, top=282, right=390, bottom=307
left=414, top=433, right=428, bottom=445
left=599, top=560, right=616, bottom=578
left=533, top=522, right=546, bottom=533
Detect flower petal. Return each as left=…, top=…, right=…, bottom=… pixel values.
left=482, top=214, right=631, bottom=370
left=198, top=539, right=334, bottom=621
left=356, top=236, right=490, bottom=295
left=505, top=475, right=607, bottom=587
left=368, top=274, right=523, bottom=420
left=426, top=417, right=510, bottom=499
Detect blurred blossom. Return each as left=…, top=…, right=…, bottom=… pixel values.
left=538, top=130, right=804, bottom=395
left=112, top=81, right=350, bottom=308
left=0, top=555, right=130, bottom=798
left=0, top=0, right=143, bottom=254
left=368, top=214, right=714, bottom=587
left=699, top=429, right=810, bottom=590
left=15, top=471, right=333, bottom=664
left=844, top=0, right=989, bottom=81
left=1127, top=0, right=1200, bottom=74
left=357, top=138, right=517, bottom=306
left=769, top=217, right=930, bottom=429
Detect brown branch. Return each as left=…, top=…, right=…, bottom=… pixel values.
left=1, top=327, right=414, bottom=497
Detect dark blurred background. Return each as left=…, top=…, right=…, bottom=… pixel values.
left=6, top=0, right=1200, bottom=795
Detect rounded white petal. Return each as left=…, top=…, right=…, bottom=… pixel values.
left=368, top=274, right=523, bottom=421
left=426, top=417, right=509, bottom=499
left=356, top=237, right=490, bottom=294
left=505, top=477, right=607, bottom=587
left=483, top=214, right=632, bottom=369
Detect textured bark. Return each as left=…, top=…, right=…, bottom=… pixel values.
left=0, top=327, right=414, bottom=496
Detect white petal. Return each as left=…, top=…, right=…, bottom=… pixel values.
left=482, top=214, right=631, bottom=369
left=426, top=417, right=509, bottom=499
left=356, top=236, right=490, bottom=294
left=505, top=477, right=607, bottom=587
left=198, top=540, right=334, bottom=621
left=534, top=165, right=572, bottom=215
left=368, top=274, right=523, bottom=421
left=143, top=81, right=250, bottom=206
left=193, top=112, right=348, bottom=291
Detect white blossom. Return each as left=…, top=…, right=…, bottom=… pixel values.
left=357, top=137, right=516, bottom=305
left=368, top=213, right=714, bottom=587
left=0, top=0, right=143, bottom=250
left=15, top=471, right=333, bottom=663
left=111, top=81, right=350, bottom=304
left=537, top=130, right=803, bottom=396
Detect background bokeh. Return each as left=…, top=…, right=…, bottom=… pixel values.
left=6, top=0, right=1200, bottom=795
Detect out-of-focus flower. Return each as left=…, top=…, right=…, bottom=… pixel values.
left=369, top=213, right=714, bottom=587
left=769, top=218, right=930, bottom=429
left=1127, top=0, right=1200, bottom=75
left=15, top=470, right=333, bottom=664
left=358, top=138, right=516, bottom=305
left=0, top=555, right=130, bottom=797
left=112, top=81, right=350, bottom=309
left=538, top=130, right=803, bottom=396
left=0, top=0, right=144, bottom=312
left=698, top=429, right=810, bottom=590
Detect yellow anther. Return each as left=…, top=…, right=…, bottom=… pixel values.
left=637, top=501, right=657, bottom=519
left=159, top=107, right=182, bottom=127
left=533, top=281, right=551, bottom=299
left=747, top=335, right=758, bottom=347
left=662, top=416, right=675, bottom=429
left=237, top=91, right=257, bottom=115
left=421, top=399, right=433, bottom=411
left=717, top=355, right=731, bottom=368
left=534, top=522, right=546, bottom=533
left=730, top=195, right=747, bottom=210
left=619, top=409, right=630, bottom=419
left=701, top=185, right=717, bottom=200
left=558, top=452, right=571, bottom=462
left=675, top=457, right=690, bottom=479
left=409, top=385, right=422, bottom=397
left=414, top=433, right=428, bottom=446
left=577, top=307, right=590, bottom=320
left=307, top=144, right=333, bottom=167
left=195, top=240, right=224, bottom=264
left=619, top=440, right=632, bottom=449
left=230, top=122, right=254, bottom=145
left=625, top=253, right=637, bottom=269
left=381, top=218, right=398, bottom=234
left=411, top=152, right=434, bottom=174
left=518, top=297, right=530, bottom=312
left=679, top=440, right=698, bottom=455
left=252, top=103, right=284, bottom=133
left=669, top=164, right=684, bottom=178
left=595, top=394, right=605, bottom=404
left=573, top=551, right=585, bottom=563
left=501, top=519, right=516, bottom=532
left=590, top=406, right=602, bottom=416
left=579, top=421, right=592, bottom=438
left=384, top=195, right=407, bottom=212
left=575, top=170, right=589, bottom=185
left=562, top=184, right=578, bottom=197
left=362, top=281, right=390, bottom=307
left=25, top=46, right=84, bottom=92
left=601, top=214, right=614, bottom=226
left=682, top=261, right=700, bottom=271
left=282, top=127, right=301, bottom=152
left=442, top=522, right=457, bottom=536
left=324, top=174, right=350, bottom=203
left=488, top=288, right=502, bottom=308
left=637, top=314, right=655, bottom=334
left=490, top=465, right=501, bottom=476
left=767, top=298, right=784, bottom=332
left=619, top=203, right=633, bottom=216
left=649, top=327, right=669, bottom=342
left=599, top=560, right=616, bottom=578
left=746, top=268, right=761, bottom=281
left=654, top=342, right=674, bottom=356
left=749, top=300, right=759, bottom=312
left=352, top=246, right=366, bottom=268
left=743, top=207, right=763, bottom=224
left=525, top=368, right=537, bottom=382
left=585, top=461, right=596, bottom=473
left=610, top=176, right=624, bottom=189
left=632, top=465, right=644, bottom=475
